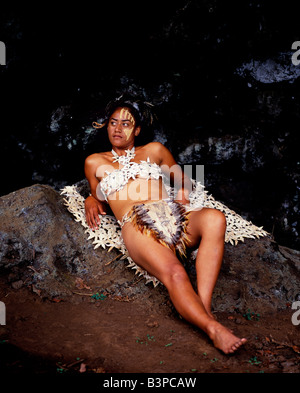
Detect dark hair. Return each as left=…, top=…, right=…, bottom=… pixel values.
left=93, top=94, right=156, bottom=145
left=104, top=98, right=143, bottom=128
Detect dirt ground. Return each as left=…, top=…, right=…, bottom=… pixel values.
left=1, top=275, right=299, bottom=380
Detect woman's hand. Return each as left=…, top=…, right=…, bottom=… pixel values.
left=175, top=188, right=190, bottom=205
left=85, top=195, right=107, bottom=230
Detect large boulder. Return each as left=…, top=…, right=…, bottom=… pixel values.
left=0, top=183, right=147, bottom=299
left=0, top=183, right=299, bottom=314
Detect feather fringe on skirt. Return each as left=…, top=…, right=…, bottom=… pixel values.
left=119, top=199, right=191, bottom=258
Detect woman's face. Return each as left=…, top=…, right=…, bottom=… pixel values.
left=107, top=107, right=140, bottom=146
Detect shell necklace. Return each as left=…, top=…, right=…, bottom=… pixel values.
left=111, top=147, right=136, bottom=166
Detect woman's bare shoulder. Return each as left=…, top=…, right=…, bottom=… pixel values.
left=141, top=141, right=168, bottom=154
left=137, top=142, right=173, bottom=165
left=85, top=151, right=110, bottom=168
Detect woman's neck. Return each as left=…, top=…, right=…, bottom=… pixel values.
left=111, top=143, right=135, bottom=156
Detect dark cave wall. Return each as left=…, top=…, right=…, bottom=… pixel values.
left=0, top=1, right=299, bottom=249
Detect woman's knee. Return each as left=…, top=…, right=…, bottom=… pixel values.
left=212, top=209, right=226, bottom=230
left=162, top=262, right=189, bottom=288
left=201, top=208, right=226, bottom=235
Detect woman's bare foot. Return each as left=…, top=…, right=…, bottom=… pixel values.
left=206, top=320, right=247, bottom=354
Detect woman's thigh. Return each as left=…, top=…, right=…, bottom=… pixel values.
left=121, top=223, right=185, bottom=284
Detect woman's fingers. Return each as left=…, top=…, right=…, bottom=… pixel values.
left=86, top=209, right=99, bottom=230
left=87, top=208, right=107, bottom=230
left=84, top=197, right=107, bottom=230
left=98, top=204, right=107, bottom=216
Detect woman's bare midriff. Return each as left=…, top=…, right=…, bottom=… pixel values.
left=107, top=177, right=169, bottom=222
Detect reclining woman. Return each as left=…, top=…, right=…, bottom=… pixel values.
left=84, top=97, right=247, bottom=354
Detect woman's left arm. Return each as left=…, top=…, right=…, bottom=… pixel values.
left=156, top=143, right=193, bottom=205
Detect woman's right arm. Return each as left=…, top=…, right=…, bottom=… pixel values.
left=84, top=155, right=108, bottom=230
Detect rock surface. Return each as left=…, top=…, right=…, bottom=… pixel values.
left=0, top=183, right=299, bottom=314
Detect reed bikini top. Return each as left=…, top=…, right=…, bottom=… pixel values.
left=100, top=147, right=164, bottom=200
